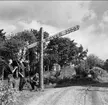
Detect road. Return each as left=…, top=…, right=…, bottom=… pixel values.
left=28, top=86, right=108, bottom=105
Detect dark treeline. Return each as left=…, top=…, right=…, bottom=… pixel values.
left=0, top=28, right=108, bottom=85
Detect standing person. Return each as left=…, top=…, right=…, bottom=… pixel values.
left=8, top=59, right=14, bottom=88
left=10, top=60, right=19, bottom=78
left=19, top=72, right=25, bottom=91
left=18, top=59, right=25, bottom=91
left=19, top=59, right=31, bottom=91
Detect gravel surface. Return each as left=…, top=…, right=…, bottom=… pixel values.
left=27, top=86, right=108, bottom=105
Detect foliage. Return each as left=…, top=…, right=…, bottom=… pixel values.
left=71, top=45, right=88, bottom=65
left=74, top=54, right=104, bottom=79
left=0, top=29, right=36, bottom=77
left=2, top=39, right=25, bottom=60
left=86, top=54, right=104, bottom=69
left=0, top=28, right=50, bottom=78
left=0, top=29, right=6, bottom=42
left=103, top=59, right=108, bottom=71
left=56, top=77, right=72, bottom=85
left=59, top=66, right=75, bottom=79
left=74, top=60, right=89, bottom=78
left=44, top=70, right=61, bottom=84
left=13, top=30, right=36, bottom=44
left=89, top=66, right=105, bottom=80
left=45, top=37, right=88, bottom=69
left=45, top=37, right=70, bottom=68
left=0, top=81, right=20, bottom=105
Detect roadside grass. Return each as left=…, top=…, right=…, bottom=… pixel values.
left=14, top=91, right=42, bottom=105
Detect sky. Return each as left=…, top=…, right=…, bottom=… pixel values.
left=0, top=1, right=108, bottom=60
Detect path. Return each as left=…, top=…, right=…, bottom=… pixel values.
left=28, top=86, right=108, bottom=105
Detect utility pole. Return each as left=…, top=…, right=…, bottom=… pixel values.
left=39, top=27, right=44, bottom=90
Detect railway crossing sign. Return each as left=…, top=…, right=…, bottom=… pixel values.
left=27, top=25, right=80, bottom=49
left=27, top=25, right=80, bottom=90
left=45, top=25, right=80, bottom=42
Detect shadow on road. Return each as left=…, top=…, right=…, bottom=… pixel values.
left=55, top=78, right=108, bottom=89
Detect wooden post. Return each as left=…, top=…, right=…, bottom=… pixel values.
left=39, top=27, right=44, bottom=90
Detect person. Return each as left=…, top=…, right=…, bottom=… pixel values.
left=18, top=58, right=31, bottom=91
left=30, top=73, right=39, bottom=91
left=19, top=72, right=25, bottom=91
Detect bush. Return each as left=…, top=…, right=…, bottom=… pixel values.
left=59, top=66, right=75, bottom=79
left=86, top=54, right=104, bottom=69
left=89, top=67, right=106, bottom=80
left=57, top=77, right=71, bottom=85
left=74, top=60, right=89, bottom=78
left=0, top=80, right=20, bottom=105
left=44, top=70, right=61, bottom=85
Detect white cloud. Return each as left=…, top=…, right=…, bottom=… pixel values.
left=65, top=24, right=95, bottom=48
left=83, top=10, right=96, bottom=21
left=87, top=33, right=108, bottom=60
left=99, top=10, right=108, bottom=33
left=102, top=10, right=108, bottom=22
left=0, top=20, right=16, bottom=35
left=0, top=1, right=92, bottom=28
left=17, top=20, right=60, bottom=35
left=0, top=1, right=93, bottom=35
left=64, top=24, right=108, bottom=60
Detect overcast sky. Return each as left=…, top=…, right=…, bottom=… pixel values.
left=0, top=1, right=108, bottom=60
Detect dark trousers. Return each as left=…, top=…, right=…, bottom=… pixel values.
left=19, top=77, right=25, bottom=91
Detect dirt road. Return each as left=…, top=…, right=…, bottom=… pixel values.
left=28, top=86, right=108, bottom=105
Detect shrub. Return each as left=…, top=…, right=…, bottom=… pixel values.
left=44, top=70, right=61, bottom=85
left=86, top=54, right=104, bottom=69
left=59, top=66, right=75, bottom=79
left=57, top=77, right=72, bottom=85
left=74, top=60, right=89, bottom=78
left=89, top=67, right=106, bottom=80
left=0, top=80, right=20, bottom=105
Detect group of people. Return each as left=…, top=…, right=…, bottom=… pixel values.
left=7, top=59, right=39, bottom=91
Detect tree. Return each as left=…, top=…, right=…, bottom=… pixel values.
left=104, top=59, right=108, bottom=71
left=90, top=67, right=105, bottom=80
left=0, top=29, right=37, bottom=78
left=86, top=54, right=104, bottom=69
left=69, top=44, right=88, bottom=65
left=0, top=29, right=6, bottom=42
left=45, top=37, right=87, bottom=70
left=68, top=40, right=77, bottom=63
left=74, top=60, right=89, bottom=77
left=7, top=29, right=48, bottom=60
left=46, top=37, right=71, bottom=68
left=0, top=29, right=15, bottom=79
